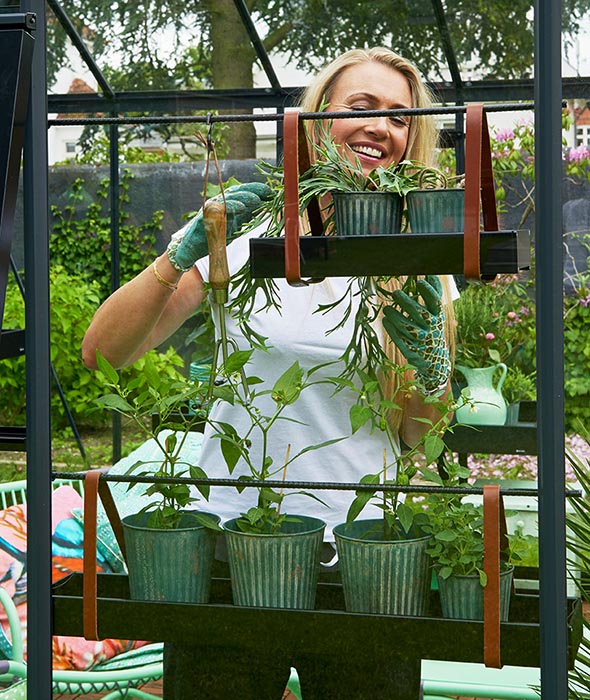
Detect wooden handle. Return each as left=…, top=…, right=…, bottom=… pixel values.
left=203, top=200, right=229, bottom=293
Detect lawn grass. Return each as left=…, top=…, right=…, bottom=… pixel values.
left=0, top=419, right=148, bottom=483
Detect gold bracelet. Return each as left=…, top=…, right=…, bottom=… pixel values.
left=152, top=259, right=178, bottom=291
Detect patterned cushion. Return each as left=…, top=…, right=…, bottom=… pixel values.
left=0, top=485, right=146, bottom=671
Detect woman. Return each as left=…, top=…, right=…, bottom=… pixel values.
left=83, top=47, right=455, bottom=699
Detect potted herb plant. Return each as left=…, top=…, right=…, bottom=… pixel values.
left=405, top=166, right=465, bottom=234
left=422, top=460, right=515, bottom=621
left=330, top=356, right=454, bottom=616
left=208, top=349, right=343, bottom=610
left=303, top=121, right=421, bottom=235
left=502, top=366, right=537, bottom=424
left=252, top=118, right=421, bottom=239
left=94, top=352, right=221, bottom=604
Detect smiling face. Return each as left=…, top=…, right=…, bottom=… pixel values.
left=326, top=61, right=413, bottom=176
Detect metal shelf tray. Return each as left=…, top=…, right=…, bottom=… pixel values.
left=52, top=571, right=581, bottom=668
left=249, top=230, right=530, bottom=278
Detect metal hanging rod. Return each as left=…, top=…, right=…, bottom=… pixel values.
left=48, top=101, right=541, bottom=128
left=51, top=470, right=582, bottom=498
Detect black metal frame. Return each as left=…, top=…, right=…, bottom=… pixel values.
left=9, top=0, right=574, bottom=696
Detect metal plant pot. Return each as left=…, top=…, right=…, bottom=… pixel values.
left=333, top=518, right=431, bottom=615
left=437, top=566, right=514, bottom=620
left=406, top=188, right=464, bottom=233
left=224, top=515, right=325, bottom=609
left=332, top=191, right=403, bottom=235
left=122, top=510, right=219, bottom=603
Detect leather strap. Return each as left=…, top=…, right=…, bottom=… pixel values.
left=482, top=484, right=507, bottom=668
left=283, top=111, right=324, bottom=286
left=83, top=469, right=125, bottom=641
left=83, top=470, right=101, bottom=640
left=464, top=104, right=499, bottom=281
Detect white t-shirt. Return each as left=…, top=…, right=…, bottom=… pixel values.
left=195, top=223, right=453, bottom=538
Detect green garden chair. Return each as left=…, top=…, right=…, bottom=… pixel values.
left=0, top=479, right=163, bottom=699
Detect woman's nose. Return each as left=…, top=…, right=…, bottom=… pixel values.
left=364, top=116, right=389, bottom=137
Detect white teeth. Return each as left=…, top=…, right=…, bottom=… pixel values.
left=351, top=145, right=383, bottom=159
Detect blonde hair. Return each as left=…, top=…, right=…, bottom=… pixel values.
left=299, top=48, right=454, bottom=435
left=298, top=46, right=438, bottom=166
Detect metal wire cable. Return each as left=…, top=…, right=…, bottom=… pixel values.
left=51, top=471, right=581, bottom=498
left=48, top=102, right=539, bottom=128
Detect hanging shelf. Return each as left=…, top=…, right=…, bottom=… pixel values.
left=52, top=571, right=581, bottom=668
left=249, top=104, right=530, bottom=282
left=249, top=229, right=530, bottom=279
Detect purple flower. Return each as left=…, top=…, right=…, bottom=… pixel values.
left=578, top=295, right=590, bottom=307
left=495, top=128, right=515, bottom=143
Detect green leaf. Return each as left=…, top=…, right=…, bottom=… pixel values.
left=189, top=465, right=210, bottom=500
left=346, top=473, right=379, bottom=523
left=271, top=361, right=304, bottom=405
left=435, top=529, right=458, bottom=542
left=95, top=352, right=119, bottom=384
left=424, top=434, right=445, bottom=465
left=193, top=512, right=223, bottom=532
left=224, top=349, right=254, bottom=374
left=94, top=394, right=134, bottom=413
left=439, top=566, right=453, bottom=580
left=220, top=439, right=242, bottom=474
left=350, top=404, right=372, bottom=433
left=396, top=502, right=415, bottom=533
left=259, top=487, right=282, bottom=504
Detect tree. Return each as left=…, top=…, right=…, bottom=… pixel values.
left=48, top=0, right=590, bottom=157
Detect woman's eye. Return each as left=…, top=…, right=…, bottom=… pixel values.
left=390, top=116, right=409, bottom=127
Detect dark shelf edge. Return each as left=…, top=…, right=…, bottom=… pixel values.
left=249, top=230, right=530, bottom=278
left=52, top=573, right=581, bottom=668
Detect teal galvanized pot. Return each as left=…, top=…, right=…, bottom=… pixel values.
left=437, top=566, right=514, bottom=620
left=122, top=511, right=219, bottom=603
left=333, top=519, right=431, bottom=615
left=224, top=515, right=325, bottom=609
left=332, top=191, right=403, bottom=235
left=406, top=188, right=464, bottom=233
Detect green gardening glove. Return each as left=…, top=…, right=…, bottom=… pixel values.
left=167, top=182, right=273, bottom=272
left=382, top=275, right=451, bottom=395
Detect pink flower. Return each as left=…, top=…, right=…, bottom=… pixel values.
left=506, top=311, right=518, bottom=320
left=485, top=332, right=495, bottom=340
left=495, top=128, right=515, bottom=143
left=568, top=145, right=590, bottom=163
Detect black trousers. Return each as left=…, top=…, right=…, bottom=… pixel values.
left=163, top=643, right=422, bottom=699
left=162, top=557, right=422, bottom=699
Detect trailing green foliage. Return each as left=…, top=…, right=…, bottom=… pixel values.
left=50, top=170, right=162, bottom=301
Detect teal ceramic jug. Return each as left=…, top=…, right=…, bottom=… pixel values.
left=454, top=363, right=507, bottom=426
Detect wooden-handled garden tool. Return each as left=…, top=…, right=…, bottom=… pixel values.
left=203, top=199, right=249, bottom=397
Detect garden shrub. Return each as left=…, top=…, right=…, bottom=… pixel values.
left=0, top=267, right=184, bottom=430
left=564, top=278, right=590, bottom=431
left=50, top=170, right=162, bottom=301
